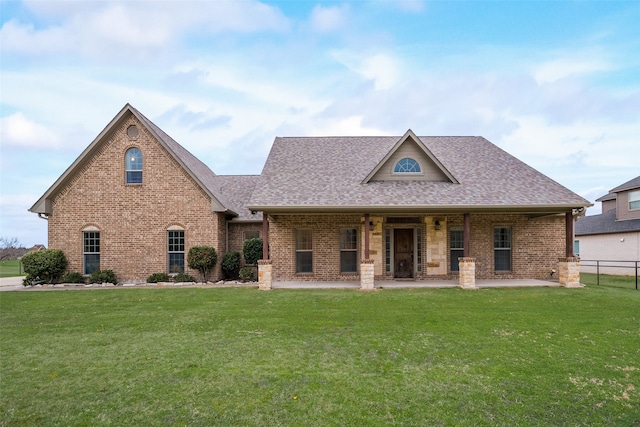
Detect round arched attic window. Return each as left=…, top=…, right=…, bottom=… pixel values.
left=127, top=125, right=139, bottom=138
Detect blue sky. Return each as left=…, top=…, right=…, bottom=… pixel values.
left=1, top=0, right=639, bottom=247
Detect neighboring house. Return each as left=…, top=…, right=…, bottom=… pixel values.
left=30, top=104, right=591, bottom=286
left=575, top=176, right=640, bottom=275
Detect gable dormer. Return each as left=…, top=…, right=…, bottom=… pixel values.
left=363, top=129, right=458, bottom=183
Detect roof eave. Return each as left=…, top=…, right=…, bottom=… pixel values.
left=247, top=203, right=593, bottom=215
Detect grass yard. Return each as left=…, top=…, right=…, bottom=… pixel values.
left=1, top=287, right=638, bottom=426
left=0, top=260, right=23, bottom=278
left=581, top=272, right=639, bottom=290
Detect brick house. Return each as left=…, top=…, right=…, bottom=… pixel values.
left=30, top=104, right=591, bottom=287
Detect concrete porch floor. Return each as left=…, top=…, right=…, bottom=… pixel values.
left=272, top=279, right=562, bottom=289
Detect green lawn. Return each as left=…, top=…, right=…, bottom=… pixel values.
left=581, top=272, right=639, bottom=290
left=0, top=259, right=23, bottom=278
left=1, top=287, right=638, bottom=426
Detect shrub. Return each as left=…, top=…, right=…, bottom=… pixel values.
left=173, top=272, right=196, bottom=282
left=61, top=271, right=86, bottom=284
left=243, top=238, right=263, bottom=266
left=221, top=251, right=241, bottom=279
left=187, top=246, right=218, bottom=283
left=239, top=266, right=255, bottom=282
left=21, top=249, right=67, bottom=284
left=147, top=272, right=170, bottom=283
left=89, top=269, right=117, bottom=285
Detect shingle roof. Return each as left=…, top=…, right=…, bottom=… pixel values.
left=575, top=209, right=640, bottom=235
left=248, top=134, right=590, bottom=213
left=610, top=175, right=640, bottom=193
left=214, top=175, right=262, bottom=221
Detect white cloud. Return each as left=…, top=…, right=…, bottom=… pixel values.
left=332, top=51, right=401, bottom=90
left=1, top=1, right=290, bottom=59
left=309, top=4, right=349, bottom=33
left=0, top=113, right=61, bottom=149
left=534, top=58, right=612, bottom=85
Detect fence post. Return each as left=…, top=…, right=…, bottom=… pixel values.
left=636, top=261, right=638, bottom=291
left=597, top=261, right=600, bottom=286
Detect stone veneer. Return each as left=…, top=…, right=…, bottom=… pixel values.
left=258, top=260, right=273, bottom=290
left=558, top=257, right=581, bottom=287
left=458, top=257, right=477, bottom=289
left=360, top=260, right=375, bottom=290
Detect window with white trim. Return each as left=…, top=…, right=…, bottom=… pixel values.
left=393, top=158, right=421, bottom=173
left=125, top=147, right=142, bottom=184
left=629, top=190, right=640, bottom=210
left=83, top=230, right=100, bottom=275
left=450, top=228, right=464, bottom=272
left=494, top=227, right=512, bottom=271
left=168, top=230, right=185, bottom=274
left=339, top=228, right=358, bottom=273
left=295, top=229, right=313, bottom=273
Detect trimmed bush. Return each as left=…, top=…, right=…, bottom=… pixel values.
left=222, top=251, right=241, bottom=279
left=61, top=271, right=86, bottom=284
left=187, top=246, right=218, bottom=283
left=173, top=272, right=196, bottom=282
left=147, top=272, right=170, bottom=283
left=239, top=266, right=255, bottom=282
left=21, top=249, right=67, bottom=284
left=89, top=269, right=117, bottom=285
left=243, top=238, right=263, bottom=266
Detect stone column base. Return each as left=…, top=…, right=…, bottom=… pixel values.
left=559, top=257, right=581, bottom=288
left=258, top=260, right=272, bottom=290
left=360, top=260, right=375, bottom=290
left=459, top=257, right=477, bottom=289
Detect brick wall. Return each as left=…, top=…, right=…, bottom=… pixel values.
left=268, top=214, right=362, bottom=281
left=227, top=222, right=263, bottom=264
left=48, top=114, right=225, bottom=282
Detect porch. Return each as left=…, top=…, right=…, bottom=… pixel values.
left=271, top=278, right=563, bottom=290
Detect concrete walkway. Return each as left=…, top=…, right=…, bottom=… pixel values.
left=0, top=276, right=26, bottom=291
left=0, top=276, right=563, bottom=291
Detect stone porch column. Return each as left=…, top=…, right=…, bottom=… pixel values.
left=360, top=259, right=375, bottom=290
left=559, top=257, right=581, bottom=288
left=459, top=257, right=477, bottom=289
left=258, top=260, right=272, bottom=290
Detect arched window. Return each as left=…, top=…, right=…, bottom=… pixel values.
left=393, top=158, right=421, bottom=173
left=125, top=148, right=142, bottom=184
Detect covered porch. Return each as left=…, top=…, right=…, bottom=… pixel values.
left=270, top=278, right=564, bottom=290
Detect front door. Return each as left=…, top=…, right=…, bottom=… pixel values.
left=394, top=229, right=414, bottom=278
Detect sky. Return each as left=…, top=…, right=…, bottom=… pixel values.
left=1, top=0, right=639, bottom=248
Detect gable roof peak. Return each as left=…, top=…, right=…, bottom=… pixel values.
left=362, top=130, right=459, bottom=184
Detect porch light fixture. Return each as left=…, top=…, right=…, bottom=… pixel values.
left=434, top=220, right=441, bottom=230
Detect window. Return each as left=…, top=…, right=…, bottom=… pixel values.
left=385, top=228, right=391, bottom=273
left=168, top=230, right=185, bottom=274
left=340, top=228, right=358, bottom=273
left=393, top=158, right=421, bottom=173
left=416, top=227, right=423, bottom=272
left=450, top=228, right=464, bottom=272
left=574, top=240, right=580, bottom=257
left=243, top=230, right=261, bottom=241
left=83, top=231, right=100, bottom=275
left=295, top=229, right=313, bottom=273
left=494, top=227, right=512, bottom=271
left=629, top=191, right=640, bottom=210
left=125, top=147, right=143, bottom=184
